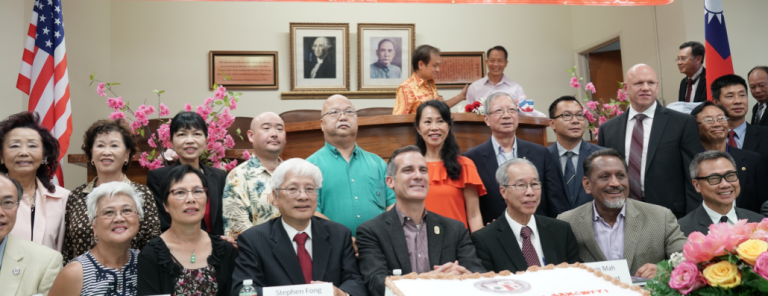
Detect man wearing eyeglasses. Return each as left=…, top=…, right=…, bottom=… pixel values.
left=677, top=41, right=707, bottom=103
left=470, top=158, right=580, bottom=273
left=547, top=96, right=604, bottom=210
left=307, top=95, right=395, bottom=239
left=557, top=149, right=686, bottom=279
left=464, top=92, right=567, bottom=222
left=690, top=102, right=767, bottom=214
left=0, top=173, right=62, bottom=296
left=678, top=151, right=764, bottom=237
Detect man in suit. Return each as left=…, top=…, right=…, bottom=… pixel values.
left=557, top=149, right=686, bottom=278
left=678, top=151, right=764, bottom=236
left=711, top=74, right=768, bottom=174
left=0, top=173, right=62, bottom=296
left=598, top=64, right=702, bottom=218
left=470, top=158, right=580, bottom=273
left=357, top=146, right=485, bottom=296
left=690, top=102, right=768, bottom=213
left=677, top=41, right=707, bottom=103
left=547, top=96, right=604, bottom=210
left=304, top=37, right=336, bottom=79
left=747, top=66, right=768, bottom=127
left=464, top=92, right=567, bottom=221
left=230, top=158, right=365, bottom=296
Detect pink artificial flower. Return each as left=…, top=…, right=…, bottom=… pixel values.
left=135, top=109, right=148, bottom=122
left=592, top=128, right=599, bottom=139
left=229, top=97, right=238, bottom=110
left=145, top=105, right=156, bottom=116
left=224, top=135, right=235, bottom=149
left=196, top=105, right=212, bottom=119
left=138, top=152, right=151, bottom=168
left=184, top=103, right=192, bottom=112
left=754, top=253, right=768, bottom=281
left=569, top=77, right=580, bottom=89
left=97, top=82, right=107, bottom=97
left=586, top=101, right=599, bottom=110
left=157, top=123, right=172, bottom=148
left=214, top=86, right=227, bottom=101
left=603, top=103, right=611, bottom=110
left=751, top=230, right=768, bottom=242
left=585, top=112, right=596, bottom=123
left=108, top=111, right=125, bottom=120
left=147, top=137, right=157, bottom=148
left=130, top=121, right=142, bottom=134
left=107, top=97, right=125, bottom=110
left=708, top=222, right=741, bottom=254
left=212, top=160, right=223, bottom=170
left=242, top=150, right=251, bottom=160
left=148, top=159, right=164, bottom=170
left=731, top=220, right=753, bottom=246
left=684, top=231, right=724, bottom=263
left=585, top=82, right=596, bottom=94
left=598, top=116, right=607, bottom=125
left=756, top=218, right=768, bottom=232
left=617, top=89, right=627, bottom=102
left=204, top=97, right=215, bottom=106
left=159, top=103, right=170, bottom=117
left=668, top=261, right=707, bottom=295
left=224, top=160, right=239, bottom=171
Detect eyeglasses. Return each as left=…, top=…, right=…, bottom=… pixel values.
left=675, top=56, right=694, bottom=62
left=554, top=113, right=586, bottom=121
left=0, top=199, right=18, bottom=210
left=169, top=188, right=208, bottom=200
left=322, top=109, right=357, bottom=119
left=490, top=108, right=519, bottom=117
left=698, top=116, right=729, bottom=125
left=99, top=208, right=137, bottom=219
left=276, top=186, right=318, bottom=198
left=503, top=182, right=542, bottom=191
left=694, top=171, right=738, bottom=186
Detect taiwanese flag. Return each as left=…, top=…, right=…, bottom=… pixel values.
left=704, top=0, right=734, bottom=101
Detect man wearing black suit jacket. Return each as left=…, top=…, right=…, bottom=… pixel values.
left=547, top=96, right=605, bottom=210
left=711, top=74, right=768, bottom=174
left=357, top=146, right=485, bottom=296
left=678, top=151, right=764, bottom=236
left=690, top=102, right=768, bottom=213
left=230, top=159, right=365, bottom=296
left=470, top=158, right=580, bottom=273
left=748, top=66, right=768, bottom=127
left=677, top=41, right=707, bottom=103
left=464, top=92, right=567, bottom=221
left=598, top=64, right=702, bottom=218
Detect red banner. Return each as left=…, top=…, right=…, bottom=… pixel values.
left=129, top=0, right=673, bottom=5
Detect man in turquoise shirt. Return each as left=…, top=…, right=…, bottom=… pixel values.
left=307, top=95, right=396, bottom=237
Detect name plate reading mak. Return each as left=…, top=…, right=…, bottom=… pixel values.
left=582, top=259, right=633, bottom=285
left=209, top=51, right=279, bottom=90
left=262, top=283, right=334, bottom=296
left=433, top=51, right=485, bottom=89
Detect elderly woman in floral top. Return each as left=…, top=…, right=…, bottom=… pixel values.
left=62, top=119, right=161, bottom=263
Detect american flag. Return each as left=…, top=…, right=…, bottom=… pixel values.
left=16, top=0, right=72, bottom=186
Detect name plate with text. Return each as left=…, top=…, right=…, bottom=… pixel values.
left=263, top=283, right=334, bottom=296
left=582, top=259, right=632, bottom=285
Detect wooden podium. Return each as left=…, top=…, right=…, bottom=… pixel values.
left=68, top=113, right=550, bottom=185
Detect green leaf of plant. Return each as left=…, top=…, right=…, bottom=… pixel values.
left=210, top=112, right=217, bottom=117
left=224, top=99, right=231, bottom=107
left=112, top=83, right=120, bottom=86
left=215, top=100, right=223, bottom=105
left=90, top=74, right=94, bottom=81
left=150, top=149, right=156, bottom=158
left=213, top=83, right=218, bottom=89
left=139, top=129, right=145, bottom=137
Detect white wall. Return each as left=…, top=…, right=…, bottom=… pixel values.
left=0, top=0, right=26, bottom=121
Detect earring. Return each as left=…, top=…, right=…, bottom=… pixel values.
left=91, top=160, right=95, bottom=166
left=43, top=157, right=47, bottom=165
left=91, top=236, right=99, bottom=245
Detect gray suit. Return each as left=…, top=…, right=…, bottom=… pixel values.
left=556, top=199, right=686, bottom=275
left=547, top=140, right=605, bottom=210
left=356, top=209, right=485, bottom=296
left=678, top=205, right=764, bottom=237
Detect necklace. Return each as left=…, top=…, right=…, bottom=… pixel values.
left=171, top=230, right=202, bottom=263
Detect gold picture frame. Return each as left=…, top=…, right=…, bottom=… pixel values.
left=289, top=22, right=350, bottom=91
left=357, top=23, right=415, bottom=91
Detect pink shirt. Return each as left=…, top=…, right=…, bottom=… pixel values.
left=465, top=75, right=525, bottom=104
left=10, top=178, right=69, bottom=252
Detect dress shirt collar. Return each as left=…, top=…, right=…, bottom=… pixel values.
left=0, top=235, right=7, bottom=271
left=482, top=75, right=514, bottom=87
left=395, top=205, right=428, bottom=226
left=556, top=140, right=582, bottom=157
left=504, top=210, right=538, bottom=241
left=248, top=155, right=281, bottom=175
left=83, top=174, right=132, bottom=194
left=627, top=100, right=657, bottom=121
left=373, top=61, right=391, bottom=71
left=702, top=202, right=738, bottom=225
left=282, top=217, right=312, bottom=242
left=592, top=201, right=627, bottom=222
left=690, top=66, right=704, bottom=81
left=492, top=135, right=518, bottom=156
left=731, top=120, right=747, bottom=142
left=324, top=141, right=360, bottom=159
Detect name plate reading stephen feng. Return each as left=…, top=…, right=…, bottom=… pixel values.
left=582, top=259, right=632, bottom=285
left=262, top=283, right=334, bottom=296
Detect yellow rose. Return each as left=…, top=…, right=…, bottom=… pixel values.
left=702, top=261, right=741, bottom=288
left=737, top=239, right=768, bottom=266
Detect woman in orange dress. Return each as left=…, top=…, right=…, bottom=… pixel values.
left=414, top=100, right=486, bottom=232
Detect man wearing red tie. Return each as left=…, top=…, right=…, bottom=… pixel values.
left=677, top=41, right=707, bottom=103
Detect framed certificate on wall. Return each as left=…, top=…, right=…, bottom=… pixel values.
left=433, top=51, right=486, bottom=89
left=209, top=51, right=279, bottom=90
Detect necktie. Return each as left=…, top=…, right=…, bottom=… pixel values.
left=685, top=78, right=693, bottom=102
left=294, top=233, right=312, bottom=284
left=564, top=151, right=578, bottom=204
left=727, top=130, right=738, bottom=148
left=382, top=67, right=390, bottom=78
left=628, top=114, right=647, bottom=201
left=757, top=104, right=766, bottom=124
left=520, top=226, right=541, bottom=267
left=720, top=216, right=728, bottom=223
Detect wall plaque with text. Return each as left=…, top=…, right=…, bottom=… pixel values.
left=433, top=51, right=486, bottom=89
left=209, top=51, right=279, bottom=90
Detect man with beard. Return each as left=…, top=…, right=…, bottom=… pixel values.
left=557, top=149, right=686, bottom=279
left=307, top=95, right=395, bottom=238
left=370, top=39, right=402, bottom=79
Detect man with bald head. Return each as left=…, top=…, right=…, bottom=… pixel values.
left=222, top=112, right=287, bottom=239
left=307, top=95, right=395, bottom=237
left=305, top=36, right=336, bottom=79
left=597, top=64, right=702, bottom=218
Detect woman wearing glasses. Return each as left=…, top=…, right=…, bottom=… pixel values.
left=414, top=100, right=486, bottom=232
left=137, top=165, right=237, bottom=296
left=49, top=182, right=144, bottom=295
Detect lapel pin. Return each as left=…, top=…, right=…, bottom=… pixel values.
left=12, top=267, right=20, bottom=275
left=742, top=167, right=746, bottom=171
left=434, top=226, right=440, bottom=235
left=523, top=156, right=526, bottom=159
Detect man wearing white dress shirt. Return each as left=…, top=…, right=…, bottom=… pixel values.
left=465, top=46, right=525, bottom=104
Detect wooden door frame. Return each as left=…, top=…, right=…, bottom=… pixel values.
left=575, top=36, right=622, bottom=102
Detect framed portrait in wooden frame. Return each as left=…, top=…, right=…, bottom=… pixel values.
left=357, top=23, right=415, bottom=91
left=290, top=23, right=350, bottom=91
left=209, top=51, right=279, bottom=90
left=433, top=51, right=486, bottom=89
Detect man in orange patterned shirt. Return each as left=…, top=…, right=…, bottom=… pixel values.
left=393, top=45, right=468, bottom=114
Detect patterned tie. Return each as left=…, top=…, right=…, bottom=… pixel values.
left=727, top=130, right=738, bottom=148
left=628, top=114, right=647, bottom=201
left=720, top=216, right=728, bottom=223
left=294, top=233, right=312, bottom=284
left=685, top=78, right=693, bottom=102
left=520, top=226, right=541, bottom=267
left=564, top=151, right=578, bottom=204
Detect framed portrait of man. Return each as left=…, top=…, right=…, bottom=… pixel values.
left=357, top=23, right=415, bottom=91
left=290, top=23, right=349, bottom=91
